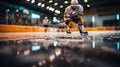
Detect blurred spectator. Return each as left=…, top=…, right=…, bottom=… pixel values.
left=42, top=17, right=51, bottom=32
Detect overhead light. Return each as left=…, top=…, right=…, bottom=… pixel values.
left=92, top=16, right=95, bottom=23
left=87, top=4, right=90, bottom=7
left=117, top=42, right=120, bottom=50
left=16, top=9, right=19, bottom=12
left=117, top=14, right=119, bottom=20
left=26, top=0, right=30, bottom=2
left=31, top=0, right=35, bottom=3
left=49, top=7, right=52, bottom=10
left=46, top=6, right=50, bottom=9
left=48, top=7, right=54, bottom=12
left=49, top=0, right=53, bottom=3
left=38, top=2, right=41, bottom=6
left=51, top=8, right=55, bottom=11
left=64, top=1, right=68, bottom=4
left=60, top=5, right=63, bottom=8
left=54, top=3, right=58, bottom=6
left=84, top=0, right=88, bottom=2
left=55, top=10, right=60, bottom=14
left=31, top=13, right=40, bottom=18
left=41, top=4, right=45, bottom=7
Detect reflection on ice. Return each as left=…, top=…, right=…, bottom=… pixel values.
left=117, top=42, right=120, bottom=50
left=0, top=34, right=120, bottom=67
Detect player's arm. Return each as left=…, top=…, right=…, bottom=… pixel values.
left=78, top=5, right=84, bottom=16
left=64, top=8, right=70, bottom=19
left=64, top=7, right=72, bottom=25
left=64, top=13, right=70, bottom=18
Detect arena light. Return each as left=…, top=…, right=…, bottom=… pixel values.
left=55, top=10, right=60, bottom=14
left=48, top=7, right=54, bottom=12
left=117, top=42, right=120, bottom=50
left=55, top=10, right=58, bottom=13
left=31, top=13, right=40, bottom=18
left=57, top=11, right=61, bottom=14
left=64, top=1, right=68, bottom=4
left=26, top=0, right=30, bottom=2
left=51, top=8, right=55, bottom=12
left=49, top=0, right=53, bottom=3
left=60, top=5, right=63, bottom=8
left=49, top=7, right=52, bottom=11
left=92, top=16, right=95, bottom=23
left=117, top=14, right=119, bottom=20
left=16, top=9, right=19, bottom=12
left=87, top=4, right=90, bottom=7
left=84, top=0, right=88, bottom=2
left=31, top=0, right=35, bottom=3
left=41, top=4, right=45, bottom=7
left=54, top=3, right=58, bottom=6
left=46, top=6, right=50, bottom=9
left=38, top=2, right=42, bottom=6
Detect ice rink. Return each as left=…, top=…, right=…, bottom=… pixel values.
left=0, top=31, right=120, bottom=67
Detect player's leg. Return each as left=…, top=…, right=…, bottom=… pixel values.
left=45, top=25, right=49, bottom=32
left=43, top=25, right=47, bottom=32
left=67, top=21, right=74, bottom=34
left=78, top=18, right=88, bottom=35
left=66, top=26, right=71, bottom=34
left=65, top=20, right=71, bottom=34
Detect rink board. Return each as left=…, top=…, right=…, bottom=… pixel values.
left=0, top=25, right=120, bottom=32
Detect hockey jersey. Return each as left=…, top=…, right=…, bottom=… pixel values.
left=64, top=4, right=83, bottom=21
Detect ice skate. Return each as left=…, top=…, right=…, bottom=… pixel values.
left=80, top=31, right=88, bottom=36
left=66, top=30, right=71, bottom=34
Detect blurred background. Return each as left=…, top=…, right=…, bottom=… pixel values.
left=0, top=0, right=120, bottom=27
